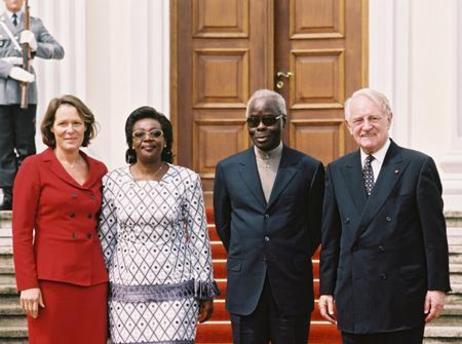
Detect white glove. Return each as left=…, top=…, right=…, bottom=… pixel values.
left=9, top=66, right=34, bottom=83
left=20, top=30, right=37, bottom=52
left=1, top=56, right=23, bottom=66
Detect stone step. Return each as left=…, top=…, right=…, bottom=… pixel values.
left=0, top=211, right=12, bottom=228
left=424, top=339, right=462, bottom=344
left=0, top=265, right=15, bottom=285
left=0, top=302, right=22, bottom=314
left=0, top=246, right=13, bottom=266
left=0, top=315, right=26, bottom=328
left=432, top=304, right=462, bottom=326
left=0, top=326, right=27, bottom=340
left=450, top=273, right=462, bottom=285
left=445, top=212, right=462, bottom=227
left=449, top=245, right=462, bottom=255
left=424, top=325, right=462, bottom=341
left=449, top=283, right=462, bottom=296
left=450, top=263, right=462, bottom=274
left=0, top=284, right=18, bottom=297
left=449, top=253, right=462, bottom=265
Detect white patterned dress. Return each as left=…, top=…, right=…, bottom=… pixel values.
left=99, top=165, right=219, bottom=344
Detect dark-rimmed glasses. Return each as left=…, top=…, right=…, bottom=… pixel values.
left=246, top=115, right=284, bottom=128
left=132, top=128, right=163, bottom=140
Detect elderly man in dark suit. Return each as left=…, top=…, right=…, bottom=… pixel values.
left=214, top=89, right=324, bottom=344
left=319, top=88, right=451, bottom=344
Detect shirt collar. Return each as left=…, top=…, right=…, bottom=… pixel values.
left=360, top=138, right=391, bottom=165
left=254, top=141, right=283, bottom=161
left=6, top=10, right=22, bottom=22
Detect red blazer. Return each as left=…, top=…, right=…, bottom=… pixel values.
left=12, top=148, right=109, bottom=291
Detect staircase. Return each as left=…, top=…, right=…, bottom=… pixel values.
left=0, top=211, right=28, bottom=344
left=423, top=226, right=462, bottom=344
left=1, top=210, right=461, bottom=343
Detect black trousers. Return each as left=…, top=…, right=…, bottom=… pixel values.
left=342, top=324, right=425, bottom=344
left=230, top=276, right=310, bottom=344
left=0, top=104, right=36, bottom=188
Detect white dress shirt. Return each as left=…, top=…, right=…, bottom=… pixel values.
left=6, top=10, right=22, bottom=25
left=360, top=138, right=391, bottom=183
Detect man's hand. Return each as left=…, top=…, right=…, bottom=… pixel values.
left=20, top=30, right=37, bottom=52
left=20, top=288, right=45, bottom=319
left=318, top=294, right=337, bottom=324
left=9, top=66, right=34, bottom=83
left=198, top=299, right=214, bottom=323
left=424, top=290, right=445, bottom=323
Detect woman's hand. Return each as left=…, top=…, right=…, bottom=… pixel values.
left=198, top=299, right=213, bottom=323
left=20, top=288, right=45, bottom=319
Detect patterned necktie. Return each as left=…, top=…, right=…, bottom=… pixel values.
left=363, top=155, right=375, bottom=197
left=12, top=13, right=17, bottom=26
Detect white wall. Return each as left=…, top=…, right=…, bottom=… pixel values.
left=369, top=0, right=462, bottom=212
left=12, top=0, right=170, bottom=169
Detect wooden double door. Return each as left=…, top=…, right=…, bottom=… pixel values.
left=171, top=0, right=368, bottom=205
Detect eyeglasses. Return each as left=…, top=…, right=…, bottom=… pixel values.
left=246, top=115, right=284, bottom=128
left=132, top=128, right=163, bottom=140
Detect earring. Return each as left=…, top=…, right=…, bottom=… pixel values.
left=164, top=145, right=167, bottom=148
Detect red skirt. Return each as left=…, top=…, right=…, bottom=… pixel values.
left=27, top=280, right=108, bottom=344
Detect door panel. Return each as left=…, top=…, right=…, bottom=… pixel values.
left=276, top=0, right=368, bottom=166
left=172, top=0, right=367, bottom=202
left=173, top=0, right=273, bottom=205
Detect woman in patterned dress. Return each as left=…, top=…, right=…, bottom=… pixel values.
left=99, top=106, right=219, bottom=344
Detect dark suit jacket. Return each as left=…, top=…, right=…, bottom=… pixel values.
left=12, top=148, right=108, bottom=290
left=214, top=146, right=324, bottom=316
left=320, top=140, right=451, bottom=334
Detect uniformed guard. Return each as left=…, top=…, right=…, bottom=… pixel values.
left=0, top=0, right=64, bottom=210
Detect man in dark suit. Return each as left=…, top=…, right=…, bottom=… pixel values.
left=214, top=89, right=324, bottom=344
left=319, top=88, right=451, bottom=344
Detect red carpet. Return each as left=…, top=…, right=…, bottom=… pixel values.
left=196, top=210, right=341, bottom=343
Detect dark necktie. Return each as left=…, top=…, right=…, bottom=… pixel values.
left=363, top=155, right=375, bottom=197
left=12, top=13, right=17, bottom=26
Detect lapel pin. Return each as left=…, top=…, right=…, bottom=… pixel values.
left=394, top=169, right=399, bottom=174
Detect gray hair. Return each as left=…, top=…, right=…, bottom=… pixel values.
left=245, top=89, right=287, bottom=118
left=344, top=88, right=392, bottom=120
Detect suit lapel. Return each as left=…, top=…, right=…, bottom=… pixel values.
left=341, top=151, right=367, bottom=214
left=238, top=148, right=266, bottom=208
left=267, top=146, right=299, bottom=209
left=41, top=148, right=98, bottom=190
left=353, top=141, right=408, bottom=241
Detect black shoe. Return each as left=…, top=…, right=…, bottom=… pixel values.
left=0, top=199, right=12, bottom=211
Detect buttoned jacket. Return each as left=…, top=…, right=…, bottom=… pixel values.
left=0, top=12, right=64, bottom=104
left=320, top=140, right=451, bottom=333
left=214, top=146, right=324, bottom=316
left=13, top=148, right=108, bottom=290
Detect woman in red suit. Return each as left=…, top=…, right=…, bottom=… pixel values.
left=12, top=95, right=108, bottom=343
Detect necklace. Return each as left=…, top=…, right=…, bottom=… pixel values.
left=152, top=162, right=165, bottom=178
left=133, top=162, right=165, bottom=180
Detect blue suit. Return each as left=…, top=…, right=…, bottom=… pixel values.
left=214, top=145, right=324, bottom=317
